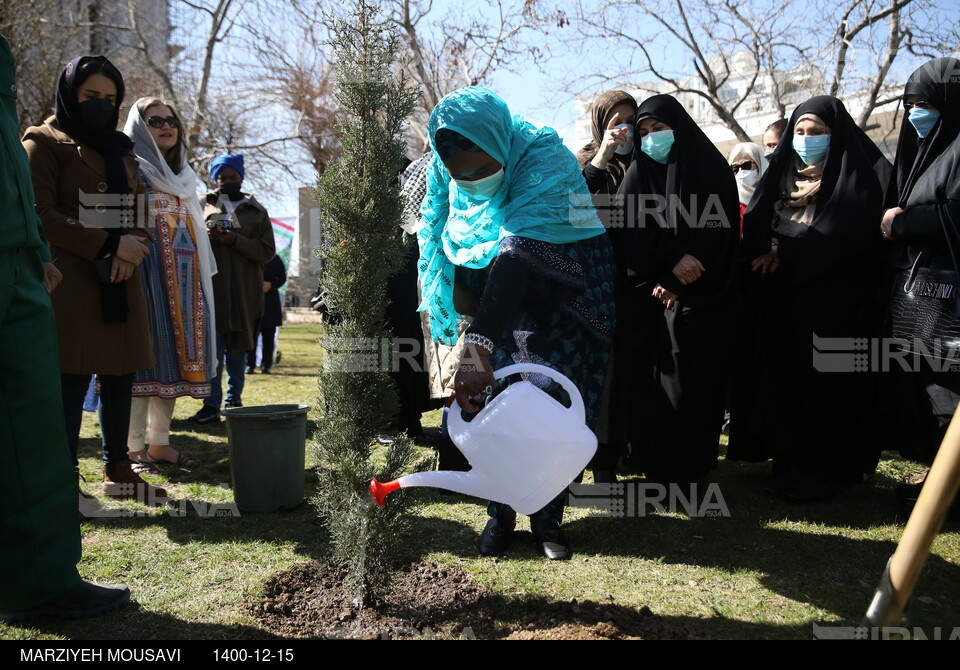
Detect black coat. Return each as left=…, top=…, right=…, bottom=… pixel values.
left=261, top=254, right=286, bottom=331
left=881, top=58, right=960, bottom=463
left=612, top=94, right=740, bottom=482
left=730, top=96, right=892, bottom=494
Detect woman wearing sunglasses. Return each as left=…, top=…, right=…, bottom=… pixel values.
left=22, top=57, right=163, bottom=503
left=726, top=142, right=768, bottom=236
left=121, top=98, right=216, bottom=472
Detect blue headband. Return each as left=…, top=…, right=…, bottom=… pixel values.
left=210, top=154, right=244, bottom=181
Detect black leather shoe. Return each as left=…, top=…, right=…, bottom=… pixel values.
left=1, top=580, right=130, bottom=623
left=532, top=520, right=571, bottom=560
left=477, top=515, right=515, bottom=556
left=187, top=405, right=221, bottom=424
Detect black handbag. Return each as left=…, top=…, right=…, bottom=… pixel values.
left=888, top=205, right=960, bottom=360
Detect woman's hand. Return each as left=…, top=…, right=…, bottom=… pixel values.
left=115, top=234, right=150, bottom=265
left=671, top=254, right=704, bottom=285
left=750, top=248, right=780, bottom=274
left=652, top=284, right=679, bottom=309
left=110, top=257, right=135, bottom=283
left=590, top=112, right=629, bottom=170
left=43, top=262, right=62, bottom=293
left=453, top=343, right=496, bottom=412
left=881, top=207, right=903, bottom=240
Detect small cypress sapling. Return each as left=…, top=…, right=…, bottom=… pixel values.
left=311, top=0, right=425, bottom=608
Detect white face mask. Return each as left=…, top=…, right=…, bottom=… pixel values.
left=613, top=123, right=634, bottom=155
left=764, top=147, right=776, bottom=157
left=736, top=169, right=759, bottom=187
left=453, top=168, right=505, bottom=201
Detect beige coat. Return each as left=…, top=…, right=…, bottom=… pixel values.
left=22, top=117, right=154, bottom=375
left=419, top=277, right=469, bottom=399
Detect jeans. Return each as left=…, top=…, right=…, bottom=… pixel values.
left=61, top=373, right=134, bottom=466
left=207, top=331, right=247, bottom=409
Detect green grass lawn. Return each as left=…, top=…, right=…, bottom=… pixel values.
left=3, top=321, right=959, bottom=640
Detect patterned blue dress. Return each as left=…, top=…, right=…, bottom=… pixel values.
left=459, top=234, right=616, bottom=522
left=131, top=180, right=214, bottom=399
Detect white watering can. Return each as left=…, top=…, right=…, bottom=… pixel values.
left=369, top=363, right=597, bottom=515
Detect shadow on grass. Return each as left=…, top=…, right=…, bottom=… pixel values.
left=457, top=592, right=813, bottom=640
left=6, top=603, right=283, bottom=641
left=559, top=501, right=960, bottom=630
left=81, top=483, right=330, bottom=559
left=397, top=465, right=960, bottom=633
left=248, top=371, right=321, bottom=378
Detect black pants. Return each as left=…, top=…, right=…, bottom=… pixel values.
left=61, top=373, right=135, bottom=466
left=247, top=327, right=277, bottom=369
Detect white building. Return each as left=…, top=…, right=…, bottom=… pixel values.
left=571, top=51, right=903, bottom=158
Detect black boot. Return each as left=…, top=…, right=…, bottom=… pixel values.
left=477, top=512, right=516, bottom=556
left=531, top=519, right=571, bottom=560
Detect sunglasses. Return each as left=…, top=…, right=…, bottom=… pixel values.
left=903, top=100, right=931, bottom=111
left=147, top=115, right=180, bottom=129
left=730, top=161, right=757, bottom=173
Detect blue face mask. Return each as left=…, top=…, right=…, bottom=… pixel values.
left=641, top=130, right=675, bottom=164
left=793, top=134, right=831, bottom=165
left=909, top=107, right=941, bottom=139
left=454, top=168, right=505, bottom=201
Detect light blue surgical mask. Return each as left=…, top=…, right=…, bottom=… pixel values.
left=454, top=168, right=505, bottom=201
left=793, top=134, right=831, bottom=165
left=641, top=129, right=674, bottom=164
left=909, top=107, right=941, bottom=139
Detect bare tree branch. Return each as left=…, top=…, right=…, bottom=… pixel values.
left=828, top=0, right=913, bottom=97
left=565, top=0, right=945, bottom=141
left=857, top=5, right=904, bottom=126
left=388, top=0, right=562, bottom=151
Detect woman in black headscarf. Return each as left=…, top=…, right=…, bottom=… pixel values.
left=735, top=95, right=892, bottom=501
left=615, top=94, right=739, bottom=483
left=22, top=56, right=160, bottom=502
left=880, top=57, right=960, bottom=467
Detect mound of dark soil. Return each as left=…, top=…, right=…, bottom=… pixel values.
left=251, top=561, right=706, bottom=640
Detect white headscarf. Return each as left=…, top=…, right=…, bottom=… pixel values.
left=727, top=142, right=768, bottom=206
left=123, top=99, right=217, bottom=363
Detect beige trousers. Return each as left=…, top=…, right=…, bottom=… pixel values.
left=128, top=396, right=177, bottom=449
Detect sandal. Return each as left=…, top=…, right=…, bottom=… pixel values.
left=146, top=447, right=197, bottom=468
left=129, top=452, right=161, bottom=476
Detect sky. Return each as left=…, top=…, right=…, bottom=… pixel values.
left=262, top=3, right=592, bottom=218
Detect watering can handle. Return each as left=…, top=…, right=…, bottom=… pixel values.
left=450, top=362, right=586, bottom=423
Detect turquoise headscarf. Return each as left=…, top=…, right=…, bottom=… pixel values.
left=418, top=87, right=605, bottom=344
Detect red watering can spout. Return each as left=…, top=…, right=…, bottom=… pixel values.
left=369, top=477, right=401, bottom=507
